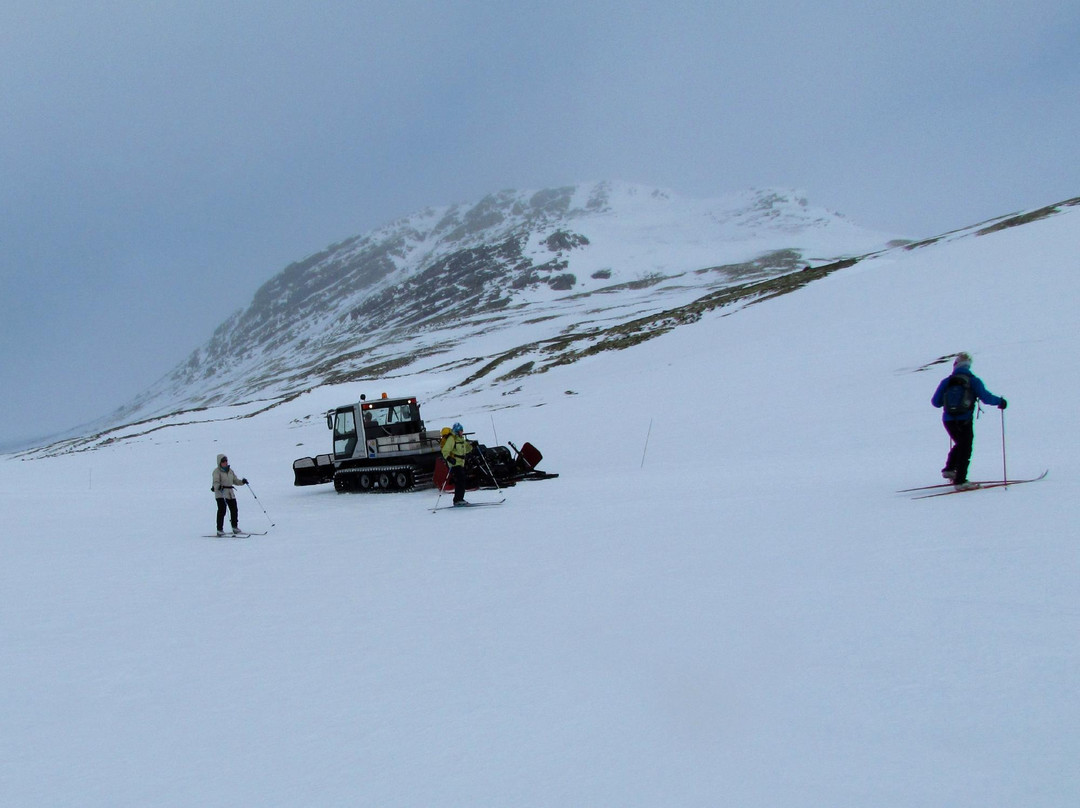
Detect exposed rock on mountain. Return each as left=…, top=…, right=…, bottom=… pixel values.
left=119, top=181, right=898, bottom=422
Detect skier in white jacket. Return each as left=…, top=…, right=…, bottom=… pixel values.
left=212, top=454, right=248, bottom=536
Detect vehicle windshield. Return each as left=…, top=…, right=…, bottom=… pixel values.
left=362, top=401, right=420, bottom=435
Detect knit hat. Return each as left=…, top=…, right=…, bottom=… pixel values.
left=953, top=352, right=972, bottom=369
left=452, top=422, right=464, bottom=434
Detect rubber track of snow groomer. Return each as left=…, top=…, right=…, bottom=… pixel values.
left=332, top=465, right=433, bottom=493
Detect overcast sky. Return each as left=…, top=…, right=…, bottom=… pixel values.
left=2, top=0, right=1078, bottom=446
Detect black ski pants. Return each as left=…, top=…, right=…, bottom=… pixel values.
left=943, top=419, right=975, bottom=484
left=216, top=497, right=239, bottom=531
left=449, top=465, right=468, bottom=503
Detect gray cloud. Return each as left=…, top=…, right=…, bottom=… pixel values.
left=2, top=0, right=1078, bottom=443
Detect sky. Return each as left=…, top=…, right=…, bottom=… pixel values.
left=2, top=0, right=1078, bottom=446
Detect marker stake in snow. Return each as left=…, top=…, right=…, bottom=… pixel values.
left=640, top=418, right=653, bottom=469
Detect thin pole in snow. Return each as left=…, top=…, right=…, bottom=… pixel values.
left=640, top=419, right=653, bottom=469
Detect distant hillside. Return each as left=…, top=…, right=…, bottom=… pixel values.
left=17, top=192, right=1079, bottom=460
left=115, top=182, right=897, bottom=424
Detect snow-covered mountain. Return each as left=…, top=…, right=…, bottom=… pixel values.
left=117, top=182, right=901, bottom=424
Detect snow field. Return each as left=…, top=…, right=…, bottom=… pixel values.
left=2, top=207, right=1079, bottom=806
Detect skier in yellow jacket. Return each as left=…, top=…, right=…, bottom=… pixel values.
left=441, top=423, right=473, bottom=506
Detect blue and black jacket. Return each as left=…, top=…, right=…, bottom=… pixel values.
left=931, top=367, right=1003, bottom=422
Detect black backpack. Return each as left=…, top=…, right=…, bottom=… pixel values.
left=943, top=373, right=976, bottom=416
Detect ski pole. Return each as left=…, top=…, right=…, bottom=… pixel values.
left=474, top=442, right=504, bottom=494
left=1000, top=409, right=1008, bottom=486
left=434, top=459, right=449, bottom=511
left=245, top=482, right=275, bottom=528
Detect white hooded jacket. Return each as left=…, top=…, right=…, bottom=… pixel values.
left=212, top=454, right=245, bottom=500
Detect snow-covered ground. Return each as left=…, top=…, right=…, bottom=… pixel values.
left=2, top=205, right=1078, bottom=807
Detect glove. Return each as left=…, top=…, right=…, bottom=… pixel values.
left=242, top=478, right=249, bottom=484
left=998, top=399, right=1008, bottom=410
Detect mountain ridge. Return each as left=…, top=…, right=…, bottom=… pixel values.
left=14, top=190, right=1079, bottom=459
left=116, top=181, right=897, bottom=423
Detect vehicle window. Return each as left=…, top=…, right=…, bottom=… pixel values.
left=389, top=404, right=414, bottom=423
left=334, top=411, right=356, bottom=456
left=363, top=409, right=387, bottom=428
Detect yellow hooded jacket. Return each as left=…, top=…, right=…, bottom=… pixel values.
left=441, top=433, right=472, bottom=468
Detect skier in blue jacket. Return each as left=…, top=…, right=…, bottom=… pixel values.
left=931, top=352, right=1007, bottom=489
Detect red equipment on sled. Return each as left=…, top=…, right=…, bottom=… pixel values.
left=432, top=439, right=551, bottom=492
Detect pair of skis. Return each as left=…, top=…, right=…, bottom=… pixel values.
left=201, top=530, right=269, bottom=538
left=429, top=498, right=505, bottom=512
left=900, top=470, right=1048, bottom=499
